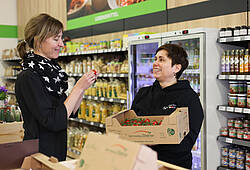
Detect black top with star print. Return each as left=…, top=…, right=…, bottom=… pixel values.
left=15, top=69, right=68, bottom=161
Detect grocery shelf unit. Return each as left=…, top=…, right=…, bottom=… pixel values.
left=217, top=35, right=250, bottom=169
left=60, top=47, right=129, bottom=158
left=1, top=56, right=21, bottom=105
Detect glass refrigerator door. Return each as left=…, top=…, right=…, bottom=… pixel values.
left=162, top=33, right=205, bottom=170
left=129, top=40, right=160, bottom=105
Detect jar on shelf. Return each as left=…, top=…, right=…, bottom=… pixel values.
left=237, top=129, right=244, bottom=139
left=228, top=93, right=237, bottom=107
left=221, top=146, right=229, bottom=157
left=247, top=95, right=250, bottom=108
left=247, top=82, right=250, bottom=95
left=228, top=118, right=235, bottom=128
left=236, top=160, right=245, bottom=170
left=225, top=27, right=234, bottom=37
left=229, top=81, right=239, bottom=94
left=219, top=28, right=226, bottom=38
left=238, top=81, right=246, bottom=94
left=220, top=127, right=228, bottom=137
left=229, top=128, right=237, bottom=138
left=246, top=151, right=250, bottom=162
left=235, top=118, right=244, bottom=129
left=237, top=94, right=247, bottom=108
left=229, top=147, right=237, bottom=159
left=240, top=25, right=248, bottom=36
left=229, top=158, right=236, bottom=169
left=243, top=118, right=250, bottom=128
left=221, top=156, right=229, bottom=167
left=234, top=26, right=241, bottom=36
left=236, top=149, right=245, bottom=161
left=243, top=128, right=250, bottom=140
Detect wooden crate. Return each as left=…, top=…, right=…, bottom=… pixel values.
left=0, top=122, right=24, bottom=144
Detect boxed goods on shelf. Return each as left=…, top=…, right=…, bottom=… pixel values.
left=106, top=107, right=189, bottom=144
left=75, top=132, right=158, bottom=170
left=0, top=122, right=24, bottom=144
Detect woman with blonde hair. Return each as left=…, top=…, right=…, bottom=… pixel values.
left=16, top=13, right=97, bottom=161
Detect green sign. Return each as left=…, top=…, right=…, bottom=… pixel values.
left=67, top=0, right=166, bottom=30
left=0, top=25, right=17, bottom=38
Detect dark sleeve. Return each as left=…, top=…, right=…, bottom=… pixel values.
left=130, top=88, right=144, bottom=115
left=186, top=93, right=204, bottom=143
left=17, top=71, right=67, bottom=132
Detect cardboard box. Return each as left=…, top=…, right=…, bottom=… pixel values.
left=106, top=107, right=189, bottom=144
left=0, top=122, right=24, bottom=144
left=75, top=132, right=158, bottom=170
left=21, top=153, right=69, bottom=170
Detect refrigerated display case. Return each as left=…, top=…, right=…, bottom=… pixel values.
left=128, top=28, right=222, bottom=170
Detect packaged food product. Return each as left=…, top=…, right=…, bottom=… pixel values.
left=221, top=156, right=229, bottom=167
left=229, top=128, right=237, bottom=138
left=247, top=95, right=250, bottom=108
left=237, top=94, right=247, bottom=108
left=236, top=160, right=245, bottom=170
left=236, top=149, right=245, bottom=160
left=237, top=129, right=244, bottom=139
left=229, top=148, right=237, bottom=159
left=220, top=127, right=228, bottom=137
left=235, top=118, right=244, bottom=129
left=244, top=119, right=250, bottom=128
left=228, top=118, right=235, bottom=128
left=228, top=93, right=237, bottom=107
left=229, top=158, right=236, bottom=169
left=229, top=81, right=239, bottom=94
left=243, top=128, right=250, bottom=140
left=221, top=146, right=229, bottom=157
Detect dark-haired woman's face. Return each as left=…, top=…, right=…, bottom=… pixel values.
left=153, top=49, right=178, bottom=82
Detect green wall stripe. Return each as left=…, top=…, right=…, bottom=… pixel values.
left=67, top=0, right=166, bottom=30
left=0, top=25, right=18, bottom=38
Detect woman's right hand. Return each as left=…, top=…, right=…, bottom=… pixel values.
left=75, top=71, right=97, bottom=91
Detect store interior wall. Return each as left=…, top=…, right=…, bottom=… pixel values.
left=0, top=0, right=17, bottom=86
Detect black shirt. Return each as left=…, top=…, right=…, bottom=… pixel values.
left=15, top=69, right=68, bottom=161
left=131, top=80, right=204, bottom=169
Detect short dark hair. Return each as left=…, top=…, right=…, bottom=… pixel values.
left=155, top=44, right=189, bottom=79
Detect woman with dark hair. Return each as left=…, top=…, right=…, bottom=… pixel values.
left=131, top=44, right=204, bottom=169
left=15, top=13, right=97, bottom=161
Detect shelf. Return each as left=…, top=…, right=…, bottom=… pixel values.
left=217, top=166, right=230, bottom=170
left=59, top=47, right=128, bottom=56
left=217, top=105, right=250, bottom=114
left=217, top=74, right=250, bottom=80
left=7, top=91, right=15, bottom=95
left=218, top=35, right=250, bottom=43
left=217, top=136, right=250, bottom=147
left=83, top=95, right=126, bottom=104
left=183, top=69, right=200, bottom=74
left=68, top=73, right=128, bottom=78
left=67, top=147, right=81, bottom=159
left=68, top=118, right=105, bottom=128
left=2, top=76, right=17, bottom=80
left=1, top=57, right=21, bottom=61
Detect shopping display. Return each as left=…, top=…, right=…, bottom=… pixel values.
left=217, top=27, right=250, bottom=170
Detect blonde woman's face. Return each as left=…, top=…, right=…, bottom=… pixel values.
left=38, top=30, right=64, bottom=60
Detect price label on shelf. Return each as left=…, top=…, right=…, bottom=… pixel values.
left=100, top=124, right=104, bottom=128
left=233, top=37, right=241, bottom=41
left=108, top=74, right=112, bottom=77
left=246, top=75, right=250, bottom=80
left=104, top=49, right=108, bottom=53
left=108, top=49, right=112, bottom=52
left=218, top=106, right=226, bottom=111
left=109, top=99, right=114, bottom=102
left=94, top=97, right=98, bottom=100
left=243, top=108, right=250, bottom=114
left=113, top=74, right=117, bottom=77
left=104, top=74, right=108, bottom=77
left=219, top=38, right=226, bottom=43
left=225, top=138, right=233, bottom=143
left=100, top=97, right=104, bottom=101
left=226, top=107, right=234, bottom=112
left=120, top=100, right=125, bottom=104
left=237, top=75, right=245, bottom=80
left=90, top=122, right=94, bottom=125
left=87, top=96, right=91, bottom=100
left=218, top=75, right=226, bottom=79
left=229, top=75, right=236, bottom=80
left=234, top=107, right=243, bottom=113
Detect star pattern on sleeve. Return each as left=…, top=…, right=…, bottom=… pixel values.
left=39, top=60, right=46, bottom=65
left=57, top=87, right=63, bottom=95
left=46, top=87, right=53, bottom=92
